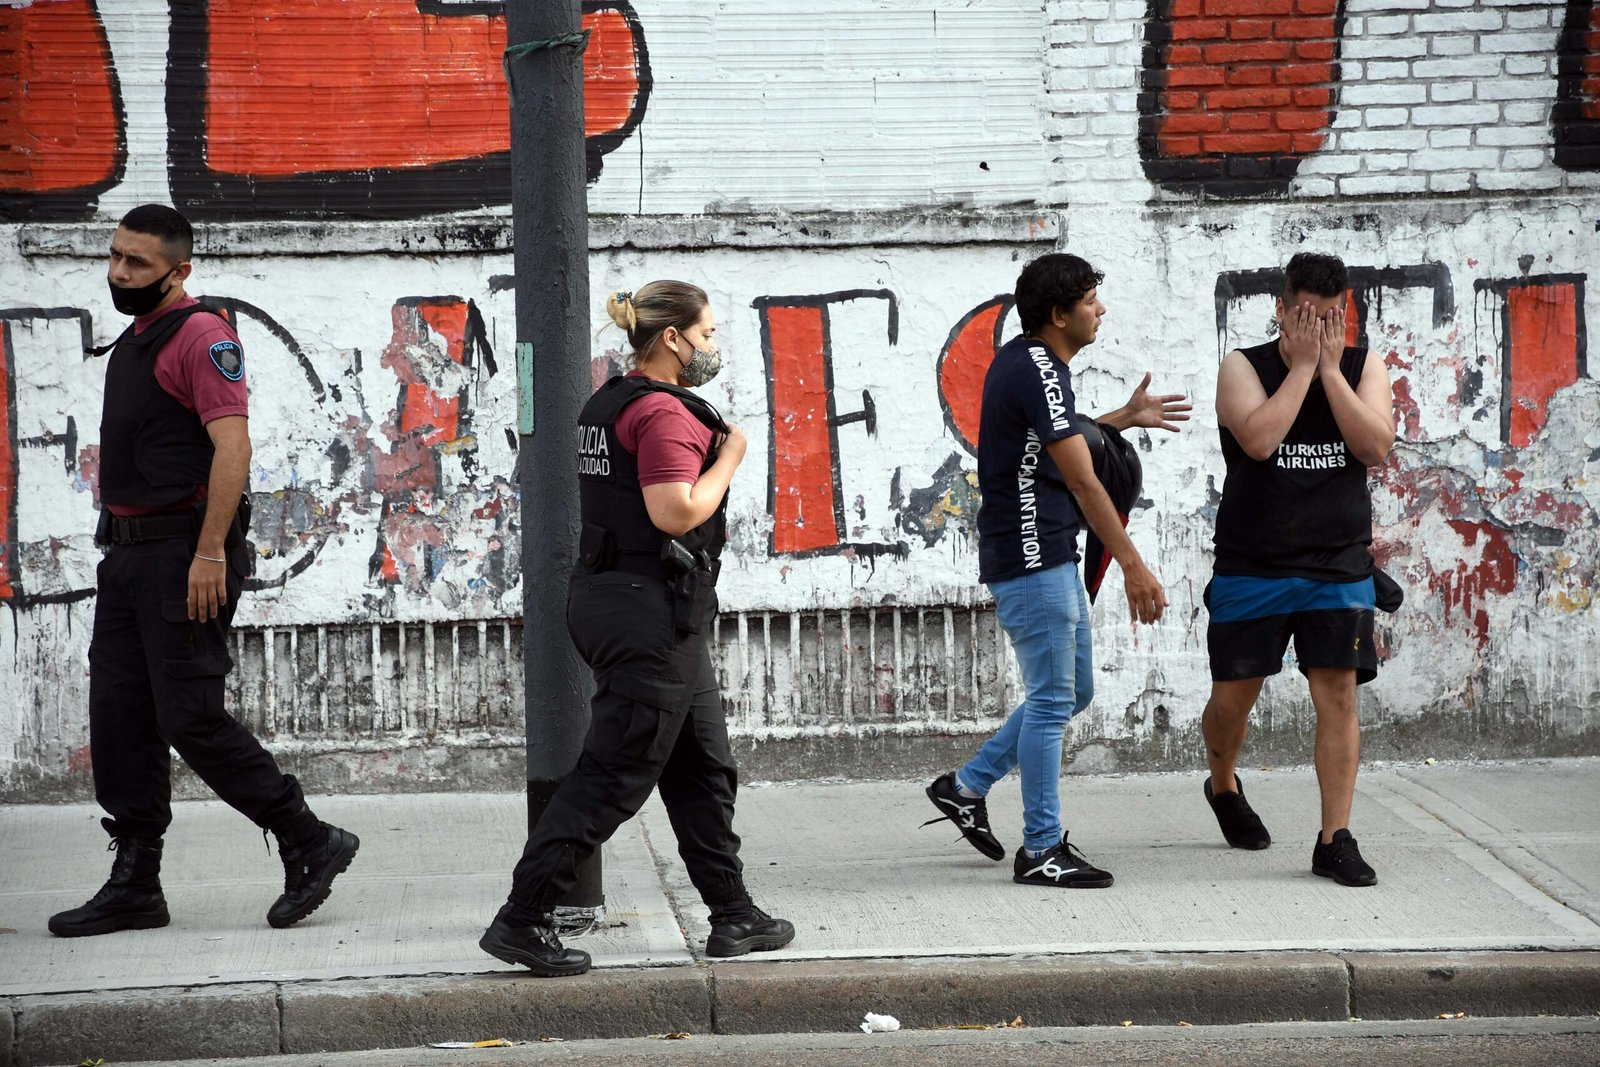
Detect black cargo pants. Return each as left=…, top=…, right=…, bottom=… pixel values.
left=507, top=568, right=747, bottom=917
left=89, top=524, right=304, bottom=839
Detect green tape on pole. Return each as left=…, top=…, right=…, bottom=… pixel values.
left=517, top=341, right=535, bottom=436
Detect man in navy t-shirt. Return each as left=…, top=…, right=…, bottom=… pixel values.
left=976, top=335, right=1090, bottom=584
left=925, top=253, right=1188, bottom=889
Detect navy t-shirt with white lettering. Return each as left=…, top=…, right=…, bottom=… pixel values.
left=976, top=336, right=1084, bottom=584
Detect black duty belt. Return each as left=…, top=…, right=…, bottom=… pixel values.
left=608, top=555, right=675, bottom=580
left=100, top=509, right=198, bottom=545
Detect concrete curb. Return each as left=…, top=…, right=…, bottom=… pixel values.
left=1346, top=950, right=1600, bottom=1020
left=278, top=969, right=711, bottom=1054
left=7, top=951, right=1600, bottom=1066
left=708, top=952, right=1349, bottom=1033
left=12, top=984, right=279, bottom=1067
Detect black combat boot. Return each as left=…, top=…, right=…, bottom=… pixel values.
left=266, top=802, right=359, bottom=929
left=48, top=818, right=170, bottom=937
left=479, top=904, right=592, bottom=977
left=705, top=898, right=796, bottom=958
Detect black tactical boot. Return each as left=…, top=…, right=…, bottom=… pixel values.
left=479, top=905, right=592, bottom=977
left=266, top=804, right=359, bottom=929
left=705, top=900, right=796, bottom=957
left=49, top=818, right=170, bottom=937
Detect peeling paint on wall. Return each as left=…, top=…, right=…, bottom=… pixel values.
left=3, top=0, right=1599, bottom=794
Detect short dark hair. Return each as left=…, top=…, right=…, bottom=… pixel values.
left=118, top=204, right=193, bottom=266
left=1283, top=252, right=1347, bottom=300
left=1015, top=253, right=1104, bottom=333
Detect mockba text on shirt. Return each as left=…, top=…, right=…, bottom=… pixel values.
left=577, top=424, right=611, bottom=477
left=1275, top=440, right=1349, bottom=470
left=1028, top=346, right=1073, bottom=433
left=1018, top=428, right=1044, bottom=569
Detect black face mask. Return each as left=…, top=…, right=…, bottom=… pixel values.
left=108, top=270, right=174, bottom=317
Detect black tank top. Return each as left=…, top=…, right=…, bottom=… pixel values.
left=1213, top=339, right=1374, bottom=581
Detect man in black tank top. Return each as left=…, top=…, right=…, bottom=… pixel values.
left=1200, top=253, right=1396, bottom=887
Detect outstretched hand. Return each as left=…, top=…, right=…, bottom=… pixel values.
left=1123, top=371, right=1192, bottom=433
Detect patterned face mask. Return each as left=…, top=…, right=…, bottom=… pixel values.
left=675, top=341, right=723, bottom=387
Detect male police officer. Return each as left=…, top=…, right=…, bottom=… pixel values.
left=49, top=205, right=359, bottom=937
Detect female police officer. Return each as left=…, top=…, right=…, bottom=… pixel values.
left=480, top=281, right=795, bottom=976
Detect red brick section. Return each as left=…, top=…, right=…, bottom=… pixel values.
left=1140, top=0, right=1344, bottom=194
left=1553, top=0, right=1599, bottom=170
left=1585, top=0, right=1600, bottom=120
left=0, top=0, right=122, bottom=204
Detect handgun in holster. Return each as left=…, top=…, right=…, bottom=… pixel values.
left=661, top=538, right=713, bottom=635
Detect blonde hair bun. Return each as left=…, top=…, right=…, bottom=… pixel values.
left=605, top=290, right=638, bottom=334
left=602, top=280, right=709, bottom=360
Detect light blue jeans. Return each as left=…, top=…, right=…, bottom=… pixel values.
left=958, top=562, right=1094, bottom=853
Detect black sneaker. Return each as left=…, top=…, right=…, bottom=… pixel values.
left=705, top=905, right=795, bottom=958
left=480, top=911, right=592, bottom=977
left=1312, top=828, right=1377, bottom=887
left=922, top=772, right=1005, bottom=861
left=1012, top=834, right=1113, bottom=889
left=267, top=823, right=360, bottom=928
left=1205, top=774, right=1272, bottom=850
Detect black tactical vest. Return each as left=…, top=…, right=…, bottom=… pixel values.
left=96, top=303, right=225, bottom=509
left=576, top=375, right=728, bottom=578
left=1213, top=339, right=1374, bottom=581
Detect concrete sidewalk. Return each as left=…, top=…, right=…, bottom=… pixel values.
left=3, top=759, right=1600, bottom=1065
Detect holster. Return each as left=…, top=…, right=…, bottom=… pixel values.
left=670, top=567, right=715, bottom=636
left=234, top=492, right=252, bottom=538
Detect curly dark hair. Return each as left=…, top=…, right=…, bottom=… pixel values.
left=1283, top=252, right=1347, bottom=300
left=1015, top=253, right=1104, bottom=334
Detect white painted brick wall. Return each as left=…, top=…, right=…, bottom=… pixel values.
left=1289, top=0, right=1577, bottom=198
left=1044, top=0, right=1583, bottom=201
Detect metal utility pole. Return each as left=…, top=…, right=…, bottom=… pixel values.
left=506, top=0, right=602, bottom=925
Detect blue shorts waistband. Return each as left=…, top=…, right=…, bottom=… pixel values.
left=1208, top=575, right=1375, bottom=623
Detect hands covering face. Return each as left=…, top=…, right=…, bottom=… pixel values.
left=1280, top=301, right=1346, bottom=375
left=1316, top=303, right=1347, bottom=375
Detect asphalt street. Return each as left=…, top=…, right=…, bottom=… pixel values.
left=96, top=1018, right=1600, bottom=1067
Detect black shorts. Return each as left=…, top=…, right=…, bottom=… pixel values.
left=1206, top=575, right=1378, bottom=684
left=1209, top=609, right=1377, bottom=684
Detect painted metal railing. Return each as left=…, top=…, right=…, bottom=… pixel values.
left=224, top=607, right=1019, bottom=741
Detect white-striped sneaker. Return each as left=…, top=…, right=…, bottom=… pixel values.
left=1012, top=834, right=1113, bottom=888
left=922, top=772, right=1005, bottom=861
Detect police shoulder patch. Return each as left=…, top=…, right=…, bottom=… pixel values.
left=209, top=339, right=244, bottom=381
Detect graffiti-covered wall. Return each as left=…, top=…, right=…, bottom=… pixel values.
left=2, top=0, right=1596, bottom=797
